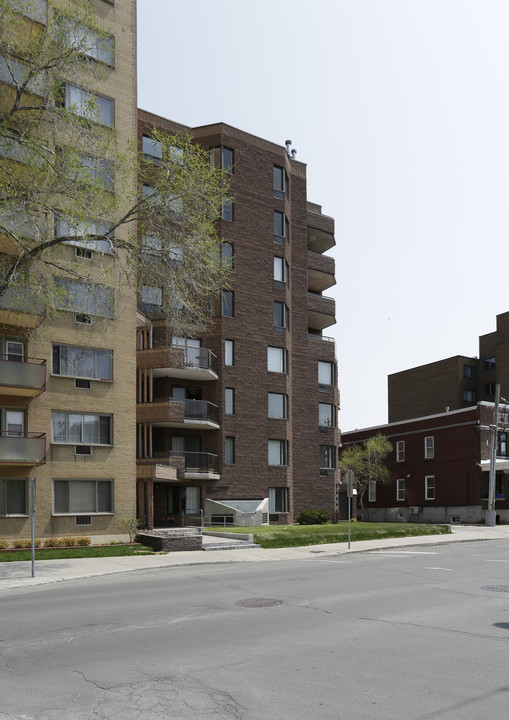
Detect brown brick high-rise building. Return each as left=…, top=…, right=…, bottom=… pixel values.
left=136, top=111, right=340, bottom=527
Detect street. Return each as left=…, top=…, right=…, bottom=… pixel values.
left=1, top=540, right=509, bottom=719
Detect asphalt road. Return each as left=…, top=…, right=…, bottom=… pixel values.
left=2, top=539, right=509, bottom=719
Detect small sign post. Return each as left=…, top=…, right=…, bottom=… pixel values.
left=30, top=477, right=36, bottom=578
left=345, top=470, right=354, bottom=550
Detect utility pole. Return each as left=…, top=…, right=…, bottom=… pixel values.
left=486, top=385, right=500, bottom=527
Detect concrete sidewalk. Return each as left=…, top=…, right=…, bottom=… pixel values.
left=2, top=524, right=509, bottom=592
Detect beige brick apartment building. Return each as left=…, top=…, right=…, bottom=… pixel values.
left=0, top=0, right=138, bottom=542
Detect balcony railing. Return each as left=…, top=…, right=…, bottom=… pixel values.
left=138, top=398, right=219, bottom=427
left=168, top=451, right=219, bottom=473
left=0, top=432, right=46, bottom=465
left=177, top=346, right=218, bottom=374
left=180, top=399, right=218, bottom=424
left=0, top=355, right=46, bottom=396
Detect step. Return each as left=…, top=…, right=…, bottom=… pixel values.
left=202, top=542, right=261, bottom=551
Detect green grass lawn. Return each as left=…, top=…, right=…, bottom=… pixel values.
left=205, top=522, right=451, bottom=549
left=0, top=544, right=155, bottom=563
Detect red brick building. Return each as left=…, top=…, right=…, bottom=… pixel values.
left=342, top=403, right=509, bottom=524
left=136, top=111, right=340, bottom=528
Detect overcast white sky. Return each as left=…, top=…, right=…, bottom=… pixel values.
left=137, top=0, right=509, bottom=431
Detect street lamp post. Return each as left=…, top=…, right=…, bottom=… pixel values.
left=486, top=385, right=500, bottom=527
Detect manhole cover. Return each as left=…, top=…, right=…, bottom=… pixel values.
left=235, top=598, right=284, bottom=608
left=482, top=585, right=509, bottom=593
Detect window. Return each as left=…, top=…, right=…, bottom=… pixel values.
left=498, top=432, right=508, bottom=457
left=268, top=440, right=289, bottom=466
left=463, top=389, right=476, bottom=403
left=267, top=346, right=287, bottom=373
left=225, top=339, right=234, bottom=366
left=0, top=55, right=45, bottom=96
left=483, top=357, right=496, bottom=371
left=274, top=302, right=289, bottom=332
left=483, top=382, right=496, bottom=396
left=319, top=445, right=336, bottom=469
left=318, top=361, right=334, bottom=386
left=52, top=412, right=112, bottom=445
left=225, top=436, right=235, bottom=464
left=76, top=152, right=114, bottom=190
left=63, top=83, right=114, bottom=127
left=273, top=166, right=289, bottom=199
left=273, top=256, right=289, bottom=287
left=273, top=211, right=289, bottom=244
left=52, top=344, right=112, bottom=381
left=396, top=479, right=405, bottom=501
left=425, top=476, right=435, bottom=500
left=141, top=285, right=162, bottom=314
left=268, top=393, right=288, bottom=419
left=463, top=365, right=476, bottom=379
left=368, top=480, right=376, bottom=502
left=225, top=388, right=235, bottom=415
left=0, top=337, right=24, bottom=361
left=142, top=135, right=163, bottom=162
left=0, top=479, right=27, bottom=516
left=424, top=436, right=434, bottom=459
left=221, top=197, right=234, bottom=222
left=221, top=242, right=234, bottom=269
left=54, top=278, right=114, bottom=317
left=53, top=479, right=113, bottom=514
left=396, top=440, right=405, bottom=462
left=221, top=290, right=234, bottom=317
left=210, top=146, right=234, bottom=173
left=56, top=15, right=115, bottom=66
left=12, top=0, right=48, bottom=23
left=269, top=487, right=289, bottom=513
left=318, top=403, right=334, bottom=428
left=55, top=217, right=113, bottom=254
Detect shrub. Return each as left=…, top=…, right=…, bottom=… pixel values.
left=62, top=536, right=78, bottom=546
left=296, top=509, right=331, bottom=525
left=0, top=539, right=10, bottom=549
left=75, top=536, right=91, bottom=546
left=121, top=517, right=140, bottom=543
left=13, top=538, right=42, bottom=548
left=44, top=537, right=60, bottom=548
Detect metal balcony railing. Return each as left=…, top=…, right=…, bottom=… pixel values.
left=0, top=355, right=46, bottom=393
left=0, top=432, right=46, bottom=465
left=168, top=451, right=219, bottom=473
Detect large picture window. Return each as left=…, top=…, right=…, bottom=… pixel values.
left=52, top=412, right=112, bottom=445
left=52, top=344, right=112, bottom=381
left=63, top=83, right=114, bottom=127
left=54, top=278, right=114, bottom=317
left=53, top=479, right=113, bottom=514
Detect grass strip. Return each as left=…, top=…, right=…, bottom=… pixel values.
left=0, top=544, right=155, bottom=562
left=205, top=522, right=451, bottom=549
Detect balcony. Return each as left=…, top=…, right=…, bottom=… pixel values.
left=308, top=292, right=336, bottom=331
left=136, top=460, right=179, bottom=482
left=0, top=432, right=46, bottom=466
left=308, top=251, right=335, bottom=293
left=0, top=356, right=46, bottom=397
left=137, top=398, right=220, bottom=430
left=169, top=451, right=220, bottom=480
left=137, top=345, right=218, bottom=381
